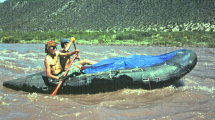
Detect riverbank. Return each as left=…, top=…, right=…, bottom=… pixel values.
left=1, top=30, right=215, bottom=47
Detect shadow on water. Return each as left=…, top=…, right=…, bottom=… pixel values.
left=172, top=79, right=185, bottom=88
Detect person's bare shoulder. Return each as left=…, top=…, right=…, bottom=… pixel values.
left=45, top=55, right=48, bottom=61
left=55, top=51, right=61, bottom=56
left=45, top=55, right=51, bottom=61
left=44, top=56, right=51, bottom=67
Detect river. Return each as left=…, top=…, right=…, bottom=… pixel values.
left=0, top=43, right=214, bottom=119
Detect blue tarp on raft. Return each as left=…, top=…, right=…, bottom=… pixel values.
left=84, top=49, right=186, bottom=74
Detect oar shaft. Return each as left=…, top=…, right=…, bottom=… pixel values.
left=63, top=52, right=77, bottom=76
left=73, top=42, right=77, bottom=49
left=73, top=42, right=80, bottom=61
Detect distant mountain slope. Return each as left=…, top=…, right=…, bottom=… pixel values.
left=0, top=0, right=215, bottom=32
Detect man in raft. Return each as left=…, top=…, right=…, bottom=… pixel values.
left=59, top=37, right=97, bottom=71
left=44, top=38, right=96, bottom=81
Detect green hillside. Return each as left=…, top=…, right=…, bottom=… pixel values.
left=0, top=0, right=215, bottom=47
left=1, top=0, right=215, bottom=32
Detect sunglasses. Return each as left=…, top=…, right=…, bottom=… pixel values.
left=50, top=46, right=57, bottom=50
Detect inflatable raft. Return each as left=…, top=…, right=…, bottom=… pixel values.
left=3, top=49, right=197, bottom=94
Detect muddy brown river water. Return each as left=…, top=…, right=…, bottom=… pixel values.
left=0, top=43, right=214, bottom=119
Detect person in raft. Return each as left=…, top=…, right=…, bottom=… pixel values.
left=59, top=37, right=97, bottom=71
left=44, top=38, right=96, bottom=81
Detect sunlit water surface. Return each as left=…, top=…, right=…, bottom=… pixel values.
left=0, top=43, right=214, bottom=119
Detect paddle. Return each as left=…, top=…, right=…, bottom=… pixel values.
left=51, top=42, right=78, bottom=96
left=73, top=42, right=80, bottom=61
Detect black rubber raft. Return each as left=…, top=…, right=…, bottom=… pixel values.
left=3, top=49, right=197, bottom=94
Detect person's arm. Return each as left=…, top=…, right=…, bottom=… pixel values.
left=44, top=58, right=60, bottom=80
left=59, top=49, right=79, bottom=57
left=64, top=37, right=75, bottom=51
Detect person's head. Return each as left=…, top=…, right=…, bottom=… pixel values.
left=61, top=38, right=69, bottom=49
left=45, top=40, right=57, bottom=54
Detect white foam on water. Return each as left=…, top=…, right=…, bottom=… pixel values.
left=27, top=93, right=39, bottom=102
left=182, top=85, right=215, bottom=94
left=0, top=95, right=10, bottom=106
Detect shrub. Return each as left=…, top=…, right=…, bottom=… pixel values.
left=115, top=32, right=126, bottom=40
left=172, top=32, right=183, bottom=42
left=37, top=32, right=49, bottom=40
left=208, top=40, right=215, bottom=48
left=115, top=32, right=137, bottom=40
left=152, top=40, right=166, bottom=46
left=197, top=36, right=210, bottom=42
left=98, top=35, right=106, bottom=43
left=138, top=32, right=153, bottom=37
left=152, top=40, right=161, bottom=46
left=134, top=37, right=143, bottom=41
left=127, top=33, right=137, bottom=39
left=48, top=32, right=58, bottom=38
left=181, top=38, right=192, bottom=45
left=1, top=36, right=20, bottom=43
left=108, top=30, right=115, bottom=34
left=22, top=33, right=34, bottom=41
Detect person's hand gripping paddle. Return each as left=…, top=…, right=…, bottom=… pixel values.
left=51, top=39, right=78, bottom=96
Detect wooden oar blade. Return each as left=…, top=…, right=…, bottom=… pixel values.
left=51, top=80, right=63, bottom=96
